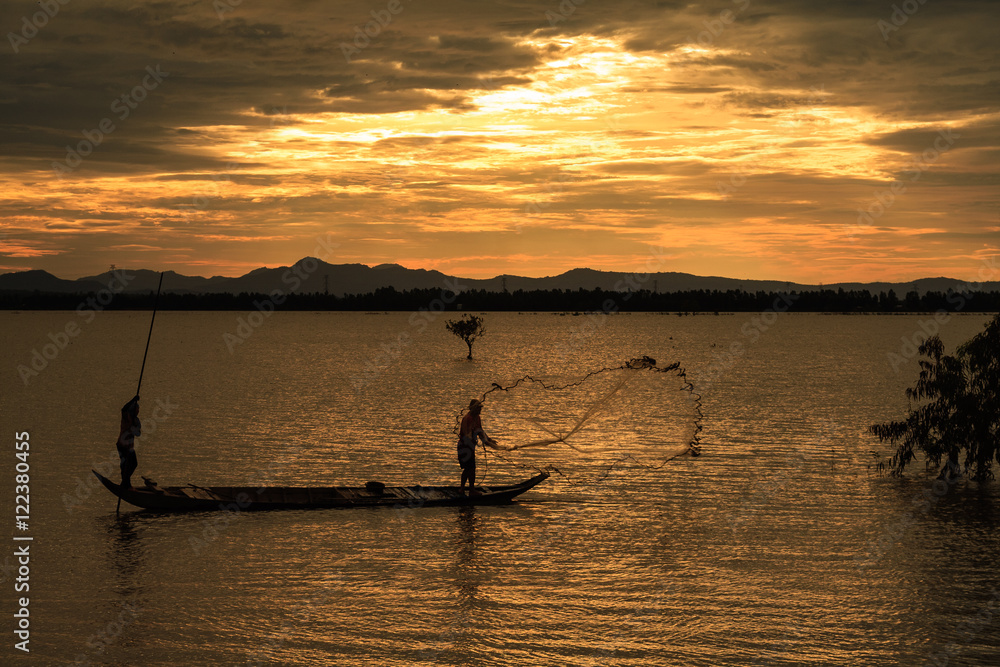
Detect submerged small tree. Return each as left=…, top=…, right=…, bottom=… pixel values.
left=869, top=313, right=1000, bottom=480
left=446, top=314, right=486, bottom=360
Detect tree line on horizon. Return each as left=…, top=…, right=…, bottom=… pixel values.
left=1, top=286, right=999, bottom=312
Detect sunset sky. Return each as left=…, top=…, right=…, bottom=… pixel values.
left=1, top=0, right=998, bottom=281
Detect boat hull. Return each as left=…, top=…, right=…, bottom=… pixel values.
left=93, top=470, right=549, bottom=512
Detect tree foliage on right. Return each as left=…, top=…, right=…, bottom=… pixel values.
left=869, top=313, right=1000, bottom=480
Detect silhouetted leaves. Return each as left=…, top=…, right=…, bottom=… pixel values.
left=445, top=314, right=486, bottom=360
left=870, top=314, right=1000, bottom=480
left=2, top=286, right=999, bottom=312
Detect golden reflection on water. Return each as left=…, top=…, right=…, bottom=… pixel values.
left=4, top=312, right=1000, bottom=665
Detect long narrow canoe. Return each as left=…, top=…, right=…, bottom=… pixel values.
left=93, top=470, right=549, bottom=512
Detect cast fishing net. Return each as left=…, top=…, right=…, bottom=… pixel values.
left=453, top=356, right=702, bottom=486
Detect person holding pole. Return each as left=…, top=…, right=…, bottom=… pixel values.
left=457, top=399, right=496, bottom=496
left=117, top=395, right=141, bottom=490
left=115, top=271, right=163, bottom=498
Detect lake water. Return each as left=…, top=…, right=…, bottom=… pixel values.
left=1, top=310, right=998, bottom=666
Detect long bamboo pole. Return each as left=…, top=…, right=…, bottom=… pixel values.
left=119, top=271, right=164, bottom=515
left=135, top=271, right=165, bottom=397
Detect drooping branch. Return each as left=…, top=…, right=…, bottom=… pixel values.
left=869, top=315, right=1000, bottom=480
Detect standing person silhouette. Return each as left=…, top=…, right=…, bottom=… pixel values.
left=117, top=395, right=141, bottom=490
left=457, top=399, right=496, bottom=496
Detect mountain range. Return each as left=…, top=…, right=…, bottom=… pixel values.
left=1, top=259, right=997, bottom=297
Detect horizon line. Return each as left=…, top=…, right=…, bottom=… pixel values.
left=1, top=259, right=963, bottom=287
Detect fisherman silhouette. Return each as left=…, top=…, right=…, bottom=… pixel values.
left=117, top=395, right=141, bottom=490
left=457, top=399, right=497, bottom=496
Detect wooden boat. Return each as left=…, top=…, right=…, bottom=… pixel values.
left=93, top=470, right=549, bottom=512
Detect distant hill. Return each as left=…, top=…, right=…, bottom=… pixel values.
left=1, top=260, right=998, bottom=297
left=0, top=269, right=106, bottom=293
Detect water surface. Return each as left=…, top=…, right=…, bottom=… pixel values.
left=1, top=311, right=998, bottom=665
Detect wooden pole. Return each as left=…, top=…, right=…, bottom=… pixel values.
left=135, top=272, right=165, bottom=398
left=120, top=271, right=164, bottom=515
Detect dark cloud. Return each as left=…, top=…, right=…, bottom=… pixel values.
left=3, top=0, right=997, bottom=167
left=868, top=119, right=1000, bottom=153
left=2, top=0, right=998, bottom=280
left=723, top=91, right=814, bottom=110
